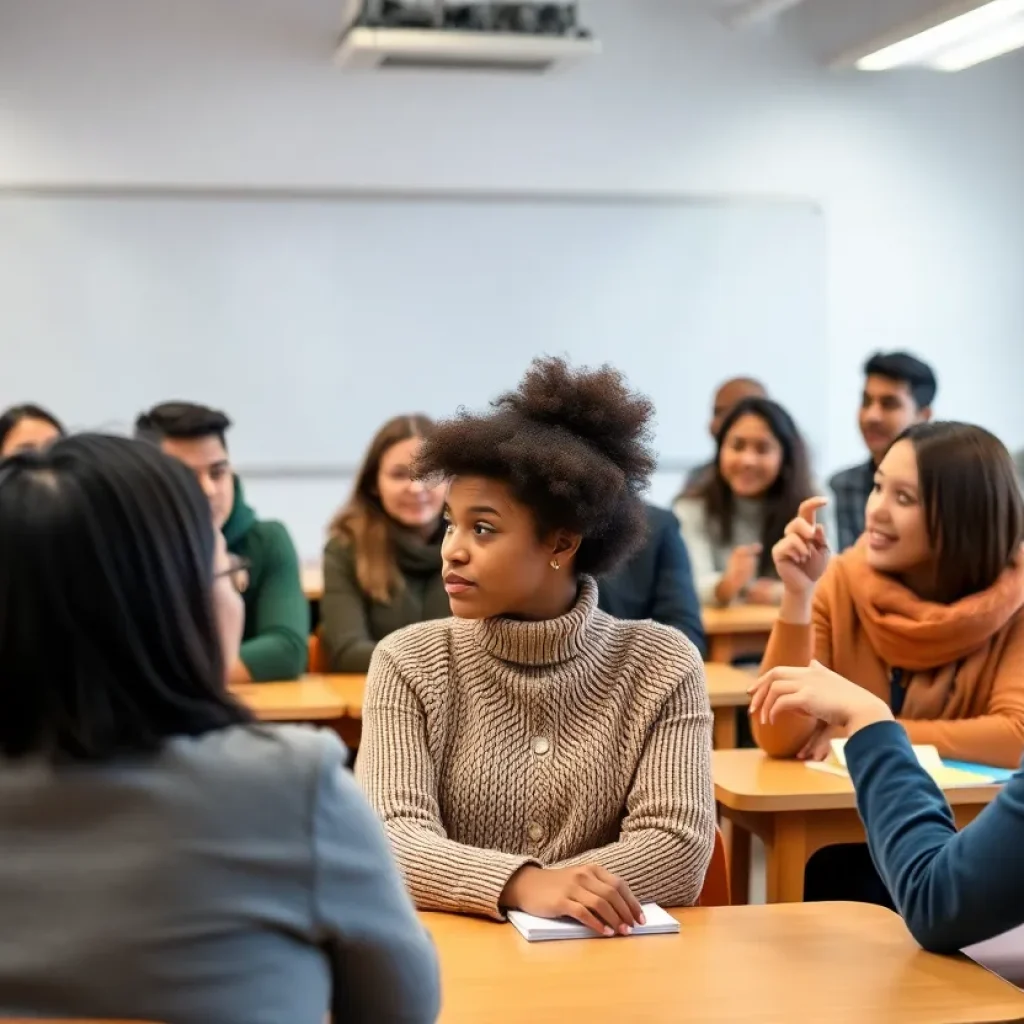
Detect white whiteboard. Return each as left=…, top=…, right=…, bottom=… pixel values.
left=0, top=191, right=826, bottom=474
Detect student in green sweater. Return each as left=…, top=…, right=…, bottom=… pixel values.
left=321, top=415, right=448, bottom=673
left=135, top=402, right=308, bottom=683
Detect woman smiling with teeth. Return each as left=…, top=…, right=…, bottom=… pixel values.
left=752, top=421, right=1024, bottom=905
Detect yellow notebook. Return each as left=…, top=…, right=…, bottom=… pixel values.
left=806, top=738, right=995, bottom=788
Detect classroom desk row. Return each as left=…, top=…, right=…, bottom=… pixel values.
left=300, top=564, right=779, bottom=663
left=230, top=671, right=1003, bottom=909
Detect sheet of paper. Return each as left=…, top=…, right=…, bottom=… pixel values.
left=507, top=903, right=680, bottom=942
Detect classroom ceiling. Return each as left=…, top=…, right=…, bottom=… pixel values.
left=712, top=0, right=1024, bottom=69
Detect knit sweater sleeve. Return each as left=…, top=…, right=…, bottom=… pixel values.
left=673, top=498, right=723, bottom=606
left=356, top=646, right=538, bottom=921
left=752, top=579, right=835, bottom=758
left=550, top=659, right=716, bottom=907
left=901, top=613, right=1024, bottom=769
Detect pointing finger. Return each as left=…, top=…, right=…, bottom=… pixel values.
left=798, top=496, right=829, bottom=526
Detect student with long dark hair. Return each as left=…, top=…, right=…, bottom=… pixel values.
left=0, top=403, right=64, bottom=457
left=358, top=358, right=714, bottom=933
left=0, top=436, right=438, bottom=1024
left=753, top=422, right=1024, bottom=907
left=674, top=397, right=816, bottom=608
left=321, top=415, right=448, bottom=672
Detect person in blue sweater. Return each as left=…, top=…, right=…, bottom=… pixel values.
left=749, top=659, right=1024, bottom=954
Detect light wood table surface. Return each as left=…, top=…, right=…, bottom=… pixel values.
left=703, top=662, right=752, bottom=749
left=702, top=603, right=778, bottom=662
left=302, top=563, right=324, bottom=601
left=713, top=748, right=1000, bottom=906
left=421, top=902, right=1024, bottom=1024
left=231, top=677, right=345, bottom=722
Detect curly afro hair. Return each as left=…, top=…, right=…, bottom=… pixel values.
left=416, top=357, right=656, bottom=576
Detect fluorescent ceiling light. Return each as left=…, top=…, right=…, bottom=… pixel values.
left=855, top=0, right=1024, bottom=71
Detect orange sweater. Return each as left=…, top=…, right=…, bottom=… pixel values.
left=755, top=551, right=1024, bottom=769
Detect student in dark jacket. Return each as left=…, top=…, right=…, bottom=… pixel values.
left=135, top=403, right=308, bottom=683
left=598, top=504, right=707, bottom=657
left=321, top=415, right=448, bottom=672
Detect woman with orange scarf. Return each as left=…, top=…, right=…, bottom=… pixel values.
left=752, top=421, right=1024, bottom=904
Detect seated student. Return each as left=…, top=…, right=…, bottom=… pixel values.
left=0, top=403, right=64, bottom=457
left=683, top=377, right=767, bottom=491
left=321, top=415, right=448, bottom=673
left=674, top=397, right=815, bottom=608
left=754, top=422, right=1024, bottom=904
left=135, top=402, right=307, bottom=683
left=830, top=352, right=936, bottom=552
left=0, top=435, right=438, bottom=1024
left=597, top=503, right=707, bottom=657
left=750, top=661, right=1024, bottom=955
left=357, top=358, right=715, bottom=932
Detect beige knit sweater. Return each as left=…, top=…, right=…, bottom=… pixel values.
left=356, top=577, right=715, bottom=920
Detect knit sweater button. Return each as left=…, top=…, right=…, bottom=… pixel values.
left=532, top=736, right=550, bottom=756
left=528, top=823, right=544, bottom=842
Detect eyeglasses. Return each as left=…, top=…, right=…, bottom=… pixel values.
left=215, top=556, right=251, bottom=595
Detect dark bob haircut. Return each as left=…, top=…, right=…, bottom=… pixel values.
left=695, top=396, right=815, bottom=579
left=0, top=434, right=250, bottom=761
left=134, top=401, right=232, bottom=447
left=0, top=403, right=65, bottom=452
left=416, top=357, right=656, bottom=577
left=895, top=422, right=1024, bottom=604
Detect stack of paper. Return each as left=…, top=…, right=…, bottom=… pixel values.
left=806, top=738, right=998, bottom=787
left=508, top=903, right=679, bottom=943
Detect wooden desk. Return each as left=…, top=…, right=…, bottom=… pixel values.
left=231, top=677, right=345, bottom=722
left=703, top=662, right=752, bottom=749
left=713, top=748, right=1000, bottom=906
left=702, top=603, right=777, bottom=663
left=302, top=563, right=323, bottom=601
left=422, top=902, right=1024, bottom=1023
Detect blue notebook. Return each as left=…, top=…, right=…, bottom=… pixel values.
left=942, top=760, right=1018, bottom=784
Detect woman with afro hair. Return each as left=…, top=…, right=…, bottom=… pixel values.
left=357, top=358, right=714, bottom=935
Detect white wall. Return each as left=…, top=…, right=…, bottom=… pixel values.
left=2, top=0, right=1023, bottom=557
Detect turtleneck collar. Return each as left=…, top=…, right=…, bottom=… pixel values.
left=474, top=576, right=599, bottom=667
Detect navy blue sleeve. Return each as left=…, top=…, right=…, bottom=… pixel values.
left=651, top=513, right=707, bottom=658
left=845, top=720, right=1024, bottom=953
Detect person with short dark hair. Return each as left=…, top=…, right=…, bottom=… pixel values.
left=830, top=352, right=937, bottom=551
left=683, top=377, right=767, bottom=492
left=135, top=402, right=307, bottom=683
left=754, top=422, right=1024, bottom=906
left=357, top=358, right=715, bottom=933
left=674, top=397, right=817, bottom=608
left=0, top=403, right=64, bottom=457
left=321, top=415, right=448, bottom=673
left=0, top=435, right=439, bottom=1024
left=597, top=503, right=707, bottom=656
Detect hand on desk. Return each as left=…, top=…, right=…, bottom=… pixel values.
left=745, top=578, right=784, bottom=606
left=748, top=660, right=894, bottom=739
left=501, top=864, right=644, bottom=938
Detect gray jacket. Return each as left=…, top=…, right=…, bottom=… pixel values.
left=0, top=725, right=439, bottom=1024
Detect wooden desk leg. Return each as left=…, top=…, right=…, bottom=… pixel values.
left=765, top=813, right=810, bottom=904
left=712, top=707, right=738, bottom=750
left=723, top=817, right=751, bottom=906
left=708, top=635, right=736, bottom=664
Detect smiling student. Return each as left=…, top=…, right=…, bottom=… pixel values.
left=320, top=415, right=448, bottom=673
left=674, top=397, right=816, bottom=608
left=357, top=358, right=715, bottom=934
left=754, top=422, right=1024, bottom=904
left=830, top=352, right=936, bottom=551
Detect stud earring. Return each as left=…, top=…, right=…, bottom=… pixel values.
left=550, top=559, right=561, bottom=571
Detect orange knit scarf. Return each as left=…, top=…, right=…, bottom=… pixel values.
left=838, top=542, right=1024, bottom=720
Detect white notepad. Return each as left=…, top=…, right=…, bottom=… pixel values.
left=507, top=903, right=680, bottom=942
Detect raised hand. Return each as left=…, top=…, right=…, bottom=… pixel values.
left=772, top=497, right=830, bottom=598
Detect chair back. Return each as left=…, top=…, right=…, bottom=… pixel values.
left=698, top=827, right=730, bottom=907
left=308, top=631, right=328, bottom=673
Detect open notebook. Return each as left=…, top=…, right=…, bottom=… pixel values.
left=807, top=738, right=1002, bottom=787
left=508, top=903, right=679, bottom=943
